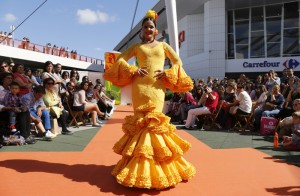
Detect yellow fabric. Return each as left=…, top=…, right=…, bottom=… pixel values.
left=104, top=42, right=195, bottom=189
left=43, top=89, right=62, bottom=118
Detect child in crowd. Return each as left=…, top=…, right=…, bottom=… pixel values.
left=282, top=111, right=300, bottom=148
left=4, top=82, right=27, bottom=133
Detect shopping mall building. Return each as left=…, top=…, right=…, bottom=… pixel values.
left=114, top=0, right=300, bottom=80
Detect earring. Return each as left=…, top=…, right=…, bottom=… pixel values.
left=154, top=29, right=158, bottom=36
left=139, top=33, right=144, bottom=41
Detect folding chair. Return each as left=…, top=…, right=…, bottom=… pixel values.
left=232, top=103, right=256, bottom=131
left=198, top=100, right=224, bottom=130
left=65, top=98, right=86, bottom=128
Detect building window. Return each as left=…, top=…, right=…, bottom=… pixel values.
left=227, top=1, right=300, bottom=59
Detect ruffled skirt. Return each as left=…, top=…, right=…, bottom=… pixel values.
left=112, top=112, right=196, bottom=189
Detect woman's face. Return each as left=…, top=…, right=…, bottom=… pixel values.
left=2, top=75, right=13, bottom=85
left=46, top=64, right=53, bottom=72
left=63, top=73, right=69, bottom=79
left=142, top=20, right=156, bottom=42
left=83, top=83, right=88, bottom=90
left=16, top=65, right=25, bottom=74
left=45, top=80, right=55, bottom=90
left=26, top=70, right=32, bottom=75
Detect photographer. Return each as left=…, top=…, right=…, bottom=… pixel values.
left=184, top=86, right=219, bottom=130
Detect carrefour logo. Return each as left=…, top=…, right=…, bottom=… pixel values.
left=243, top=61, right=280, bottom=68
left=282, top=59, right=300, bottom=69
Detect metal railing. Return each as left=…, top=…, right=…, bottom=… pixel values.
left=0, top=36, right=103, bottom=65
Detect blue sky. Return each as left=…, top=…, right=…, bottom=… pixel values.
left=0, top=0, right=158, bottom=60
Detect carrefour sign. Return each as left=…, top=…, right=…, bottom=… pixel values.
left=243, top=61, right=280, bottom=68
left=227, top=57, right=300, bottom=72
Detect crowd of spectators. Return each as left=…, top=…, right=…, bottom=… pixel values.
left=0, top=60, right=115, bottom=148
left=166, top=69, right=300, bottom=150
left=0, top=31, right=13, bottom=46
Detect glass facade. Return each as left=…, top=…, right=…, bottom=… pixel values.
left=227, top=1, right=300, bottom=59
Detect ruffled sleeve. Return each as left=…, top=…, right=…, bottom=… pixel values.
left=162, top=42, right=193, bottom=92
left=103, top=44, right=139, bottom=87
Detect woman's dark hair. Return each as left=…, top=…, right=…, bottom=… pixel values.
left=11, top=63, right=24, bottom=73
left=62, top=71, right=69, bottom=78
left=78, top=81, right=89, bottom=90
left=0, top=72, right=13, bottom=85
left=43, top=77, right=55, bottom=86
left=44, top=61, right=53, bottom=72
left=33, top=85, right=45, bottom=94
left=82, top=76, right=89, bottom=82
left=142, top=17, right=156, bottom=27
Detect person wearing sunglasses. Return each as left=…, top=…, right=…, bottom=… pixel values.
left=0, top=61, right=10, bottom=73
left=43, top=78, right=72, bottom=135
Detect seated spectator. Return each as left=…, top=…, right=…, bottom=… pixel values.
left=0, top=72, right=35, bottom=144
left=278, top=99, right=300, bottom=139
left=73, top=81, right=105, bottom=127
left=219, top=82, right=237, bottom=129
left=20, top=86, right=55, bottom=139
left=43, top=78, right=72, bottom=135
left=227, top=82, right=252, bottom=116
left=282, top=111, right=300, bottom=149
left=32, top=69, right=42, bottom=84
left=12, top=63, right=34, bottom=96
left=184, top=86, right=219, bottom=130
left=175, top=91, right=197, bottom=124
left=25, top=68, right=40, bottom=87
left=97, top=84, right=115, bottom=117
left=3, top=82, right=26, bottom=134
left=253, top=84, right=284, bottom=131
left=253, top=85, right=268, bottom=109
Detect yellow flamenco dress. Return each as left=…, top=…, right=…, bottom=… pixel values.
left=103, top=41, right=196, bottom=189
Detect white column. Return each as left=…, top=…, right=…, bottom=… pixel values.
left=165, top=0, right=179, bottom=55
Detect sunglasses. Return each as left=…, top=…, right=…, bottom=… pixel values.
left=237, top=86, right=243, bottom=89
left=47, top=82, right=54, bottom=85
left=1, top=65, right=8, bottom=68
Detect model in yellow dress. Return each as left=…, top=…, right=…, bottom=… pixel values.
left=103, top=10, right=196, bottom=189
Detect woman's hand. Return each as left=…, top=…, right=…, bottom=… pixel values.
left=136, top=66, right=148, bottom=77
left=154, top=70, right=166, bottom=79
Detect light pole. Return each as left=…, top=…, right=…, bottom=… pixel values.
left=10, top=25, right=15, bottom=47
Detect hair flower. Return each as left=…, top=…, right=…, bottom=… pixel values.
left=145, top=10, right=158, bottom=21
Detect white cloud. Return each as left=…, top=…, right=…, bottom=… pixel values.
left=76, top=9, right=116, bottom=25
left=95, top=47, right=103, bottom=51
left=2, top=13, right=17, bottom=22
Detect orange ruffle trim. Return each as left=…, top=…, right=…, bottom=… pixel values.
left=112, top=111, right=196, bottom=189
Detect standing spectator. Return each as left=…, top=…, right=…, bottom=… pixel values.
left=8, top=62, right=15, bottom=72
left=41, top=61, right=63, bottom=94
left=70, top=69, right=80, bottom=83
left=61, top=71, right=70, bottom=86
left=12, top=64, right=34, bottom=96
left=0, top=61, right=10, bottom=73
left=282, top=68, right=300, bottom=85
left=7, top=33, right=12, bottom=46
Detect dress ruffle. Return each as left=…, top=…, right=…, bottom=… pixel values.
left=112, top=110, right=196, bottom=189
